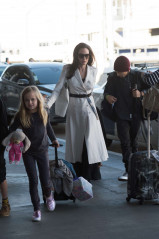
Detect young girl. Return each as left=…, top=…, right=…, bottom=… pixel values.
left=9, top=86, right=59, bottom=222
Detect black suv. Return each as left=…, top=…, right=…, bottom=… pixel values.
left=0, top=62, right=65, bottom=123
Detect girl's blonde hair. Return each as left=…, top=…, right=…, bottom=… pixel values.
left=17, top=86, right=48, bottom=128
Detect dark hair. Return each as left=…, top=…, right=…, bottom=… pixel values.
left=66, top=42, right=95, bottom=79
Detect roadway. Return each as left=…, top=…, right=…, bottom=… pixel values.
left=0, top=124, right=159, bottom=239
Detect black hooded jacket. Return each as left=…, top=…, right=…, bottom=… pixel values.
left=102, top=70, right=150, bottom=121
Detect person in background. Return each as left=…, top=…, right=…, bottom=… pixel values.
left=47, top=42, right=108, bottom=181
left=103, top=56, right=149, bottom=181
left=29, top=58, right=36, bottom=62
left=9, top=86, right=59, bottom=222
left=0, top=97, right=10, bottom=217
left=5, top=58, right=10, bottom=64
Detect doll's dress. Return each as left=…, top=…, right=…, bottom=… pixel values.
left=9, top=142, right=23, bottom=164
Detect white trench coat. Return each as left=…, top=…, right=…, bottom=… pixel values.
left=47, top=64, right=108, bottom=164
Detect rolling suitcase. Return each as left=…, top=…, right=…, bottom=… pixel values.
left=126, top=113, right=159, bottom=204
left=49, top=144, right=76, bottom=203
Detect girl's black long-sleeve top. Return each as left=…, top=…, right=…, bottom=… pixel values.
left=9, top=112, right=56, bottom=153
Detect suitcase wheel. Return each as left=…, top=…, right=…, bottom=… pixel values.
left=126, top=196, right=131, bottom=202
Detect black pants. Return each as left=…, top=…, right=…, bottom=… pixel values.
left=0, top=145, right=6, bottom=184
left=117, top=118, right=141, bottom=172
left=23, top=150, right=51, bottom=211
left=72, top=140, right=101, bottom=181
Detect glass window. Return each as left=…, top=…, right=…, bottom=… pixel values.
left=31, top=65, right=63, bottom=85
left=147, top=48, right=158, bottom=53
left=119, top=49, right=131, bottom=53
left=2, top=67, right=31, bottom=83
left=0, top=66, right=6, bottom=76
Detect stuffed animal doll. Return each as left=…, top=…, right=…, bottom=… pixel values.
left=2, top=130, right=31, bottom=165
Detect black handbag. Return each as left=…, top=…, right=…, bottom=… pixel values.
left=143, top=109, right=158, bottom=121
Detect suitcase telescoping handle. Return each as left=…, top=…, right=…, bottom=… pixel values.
left=49, top=144, right=63, bottom=167
left=158, top=114, right=159, bottom=152
left=147, top=112, right=151, bottom=159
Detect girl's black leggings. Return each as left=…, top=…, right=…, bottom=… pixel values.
left=23, top=150, right=51, bottom=211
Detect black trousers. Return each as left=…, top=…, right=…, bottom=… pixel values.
left=23, top=150, right=51, bottom=211
left=72, top=140, right=101, bottom=181
left=0, top=145, right=6, bottom=184
left=117, top=118, right=141, bottom=172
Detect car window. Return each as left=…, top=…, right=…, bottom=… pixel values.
left=31, top=66, right=63, bottom=85
left=2, top=67, right=31, bottom=83
left=0, top=66, right=6, bottom=76
left=2, top=69, right=18, bottom=82
left=10, top=73, right=19, bottom=83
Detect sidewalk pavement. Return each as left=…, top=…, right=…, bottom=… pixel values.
left=1, top=138, right=159, bottom=239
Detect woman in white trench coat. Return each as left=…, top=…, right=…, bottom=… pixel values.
left=47, top=43, right=108, bottom=181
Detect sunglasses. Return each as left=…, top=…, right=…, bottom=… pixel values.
left=78, top=53, right=90, bottom=59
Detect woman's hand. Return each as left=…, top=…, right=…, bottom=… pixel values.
left=52, top=139, right=60, bottom=147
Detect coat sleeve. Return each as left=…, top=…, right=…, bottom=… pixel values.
left=9, top=114, right=21, bottom=133
left=47, top=65, right=69, bottom=109
left=46, top=113, right=56, bottom=141
left=103, top=73, right=115, bottom=98
left=134, top=71, right=151, bottom=91
left=143, top=69, right=159, bottom=86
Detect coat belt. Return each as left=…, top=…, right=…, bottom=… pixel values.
left=69, top=93, right=91, bottom=98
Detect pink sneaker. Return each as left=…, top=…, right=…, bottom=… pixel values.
left=46, top=195, right=56, bottom=212
left=32, top=210, right=41, bottom=222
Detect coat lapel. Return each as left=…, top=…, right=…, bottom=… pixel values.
left=74, top=65, right=92, bottom=87
left=85, top=65, right=91, bottom=84
left=74, top=68, right=84, bottom=88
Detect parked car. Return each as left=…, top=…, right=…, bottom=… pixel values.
left=93, top=64, right=159, bottom=149
left=0, top=62, right=65, bottom=123
left=0, top=63, right=7, bottom=76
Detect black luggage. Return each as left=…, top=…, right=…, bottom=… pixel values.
left=127, top=113, right=159, bottom=204
left=49, top=145, right=76, bottom=203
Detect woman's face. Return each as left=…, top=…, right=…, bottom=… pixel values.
left=24, top=91, right=38, bottom=113
left=78, top=48, right=90, bottom=67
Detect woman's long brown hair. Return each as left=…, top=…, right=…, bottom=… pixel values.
left=66, top=42, right=95, bottom=80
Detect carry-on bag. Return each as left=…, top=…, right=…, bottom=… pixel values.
left=126, top=112, right=159, bottom=204
left=72, top=176, right=93, bottom=201
left=49, top=144, right=76, bottom=202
